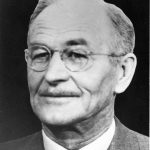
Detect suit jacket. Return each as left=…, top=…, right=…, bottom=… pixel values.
left=0, top=118, right=149, bottom=150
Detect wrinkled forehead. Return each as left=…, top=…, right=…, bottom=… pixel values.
left=28, top=0, right=112, bottom=50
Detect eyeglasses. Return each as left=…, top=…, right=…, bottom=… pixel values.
left=25, top=45, right=125, bottom=72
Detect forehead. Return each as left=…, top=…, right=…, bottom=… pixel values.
left=28, top=0, right=112, bottom=51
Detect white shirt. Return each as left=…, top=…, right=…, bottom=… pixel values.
left=42, top=119, right=115, bottom=150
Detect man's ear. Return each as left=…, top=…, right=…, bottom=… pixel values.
left=115, top=53, right=137, bottom=94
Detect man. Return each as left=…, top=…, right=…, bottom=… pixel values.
left=0, top=0, right=148, bottom=149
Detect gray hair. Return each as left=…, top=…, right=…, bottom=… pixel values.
left=30, top=0, right=54, bottom=24
left=28, top=0, right=135, bottom=56
left=105, top=3, right=135, bottom=55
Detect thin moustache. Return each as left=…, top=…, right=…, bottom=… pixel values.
left=39, top=91, right=81, bottom=97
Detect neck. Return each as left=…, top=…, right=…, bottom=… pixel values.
left=42, top=105, right=114, bottom=149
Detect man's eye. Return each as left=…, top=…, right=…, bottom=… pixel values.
left=67, top=51, right=87, bottom=59
left=32, top=51, right=49, bottom=62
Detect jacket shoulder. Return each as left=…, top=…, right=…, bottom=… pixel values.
left=126, top=128, right=149, bottom=150
left=111, top=118, right=149, bottom=150
left=0, top=131, right=43, bottom=150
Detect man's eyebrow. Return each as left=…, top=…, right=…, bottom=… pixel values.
left=65, top=38, right=88, bottom=46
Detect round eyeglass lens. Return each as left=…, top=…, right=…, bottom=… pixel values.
left=61, top=49, right=89, bottom=72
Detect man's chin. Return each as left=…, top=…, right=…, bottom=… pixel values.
left=33, top=108, right=85, bottom=126
left=39, top=116, right=77, bottom=126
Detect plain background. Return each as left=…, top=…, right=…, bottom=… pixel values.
left=0, top=0, right=149, bottom=142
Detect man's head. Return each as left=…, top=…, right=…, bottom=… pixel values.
left=25, top=0, right=136, bottom=126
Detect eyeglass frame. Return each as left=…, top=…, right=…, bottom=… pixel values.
left=24, top=44, right=126, bottom=72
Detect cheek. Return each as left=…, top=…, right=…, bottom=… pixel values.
left=71, top=62, right=117, bottom=112
left=27, top=69, right=44, bottom=96
left=75, top=64, right=114, bottom=94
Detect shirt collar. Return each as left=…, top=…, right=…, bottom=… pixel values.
left=42, top=119, right=115, bottom=150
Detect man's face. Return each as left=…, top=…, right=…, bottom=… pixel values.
left=27, top=1, right=118, bottom=126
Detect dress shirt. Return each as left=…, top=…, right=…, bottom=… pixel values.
left=42, top=119, right=115, bottom=150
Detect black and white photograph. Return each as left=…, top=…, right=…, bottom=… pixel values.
left=0, top=0, right=149, bottom=149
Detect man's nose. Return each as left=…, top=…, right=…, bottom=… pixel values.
left=44, top=52, right=70, bottom=85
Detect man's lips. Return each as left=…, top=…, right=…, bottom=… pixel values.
left=39, top=91, right=81, bottom=97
